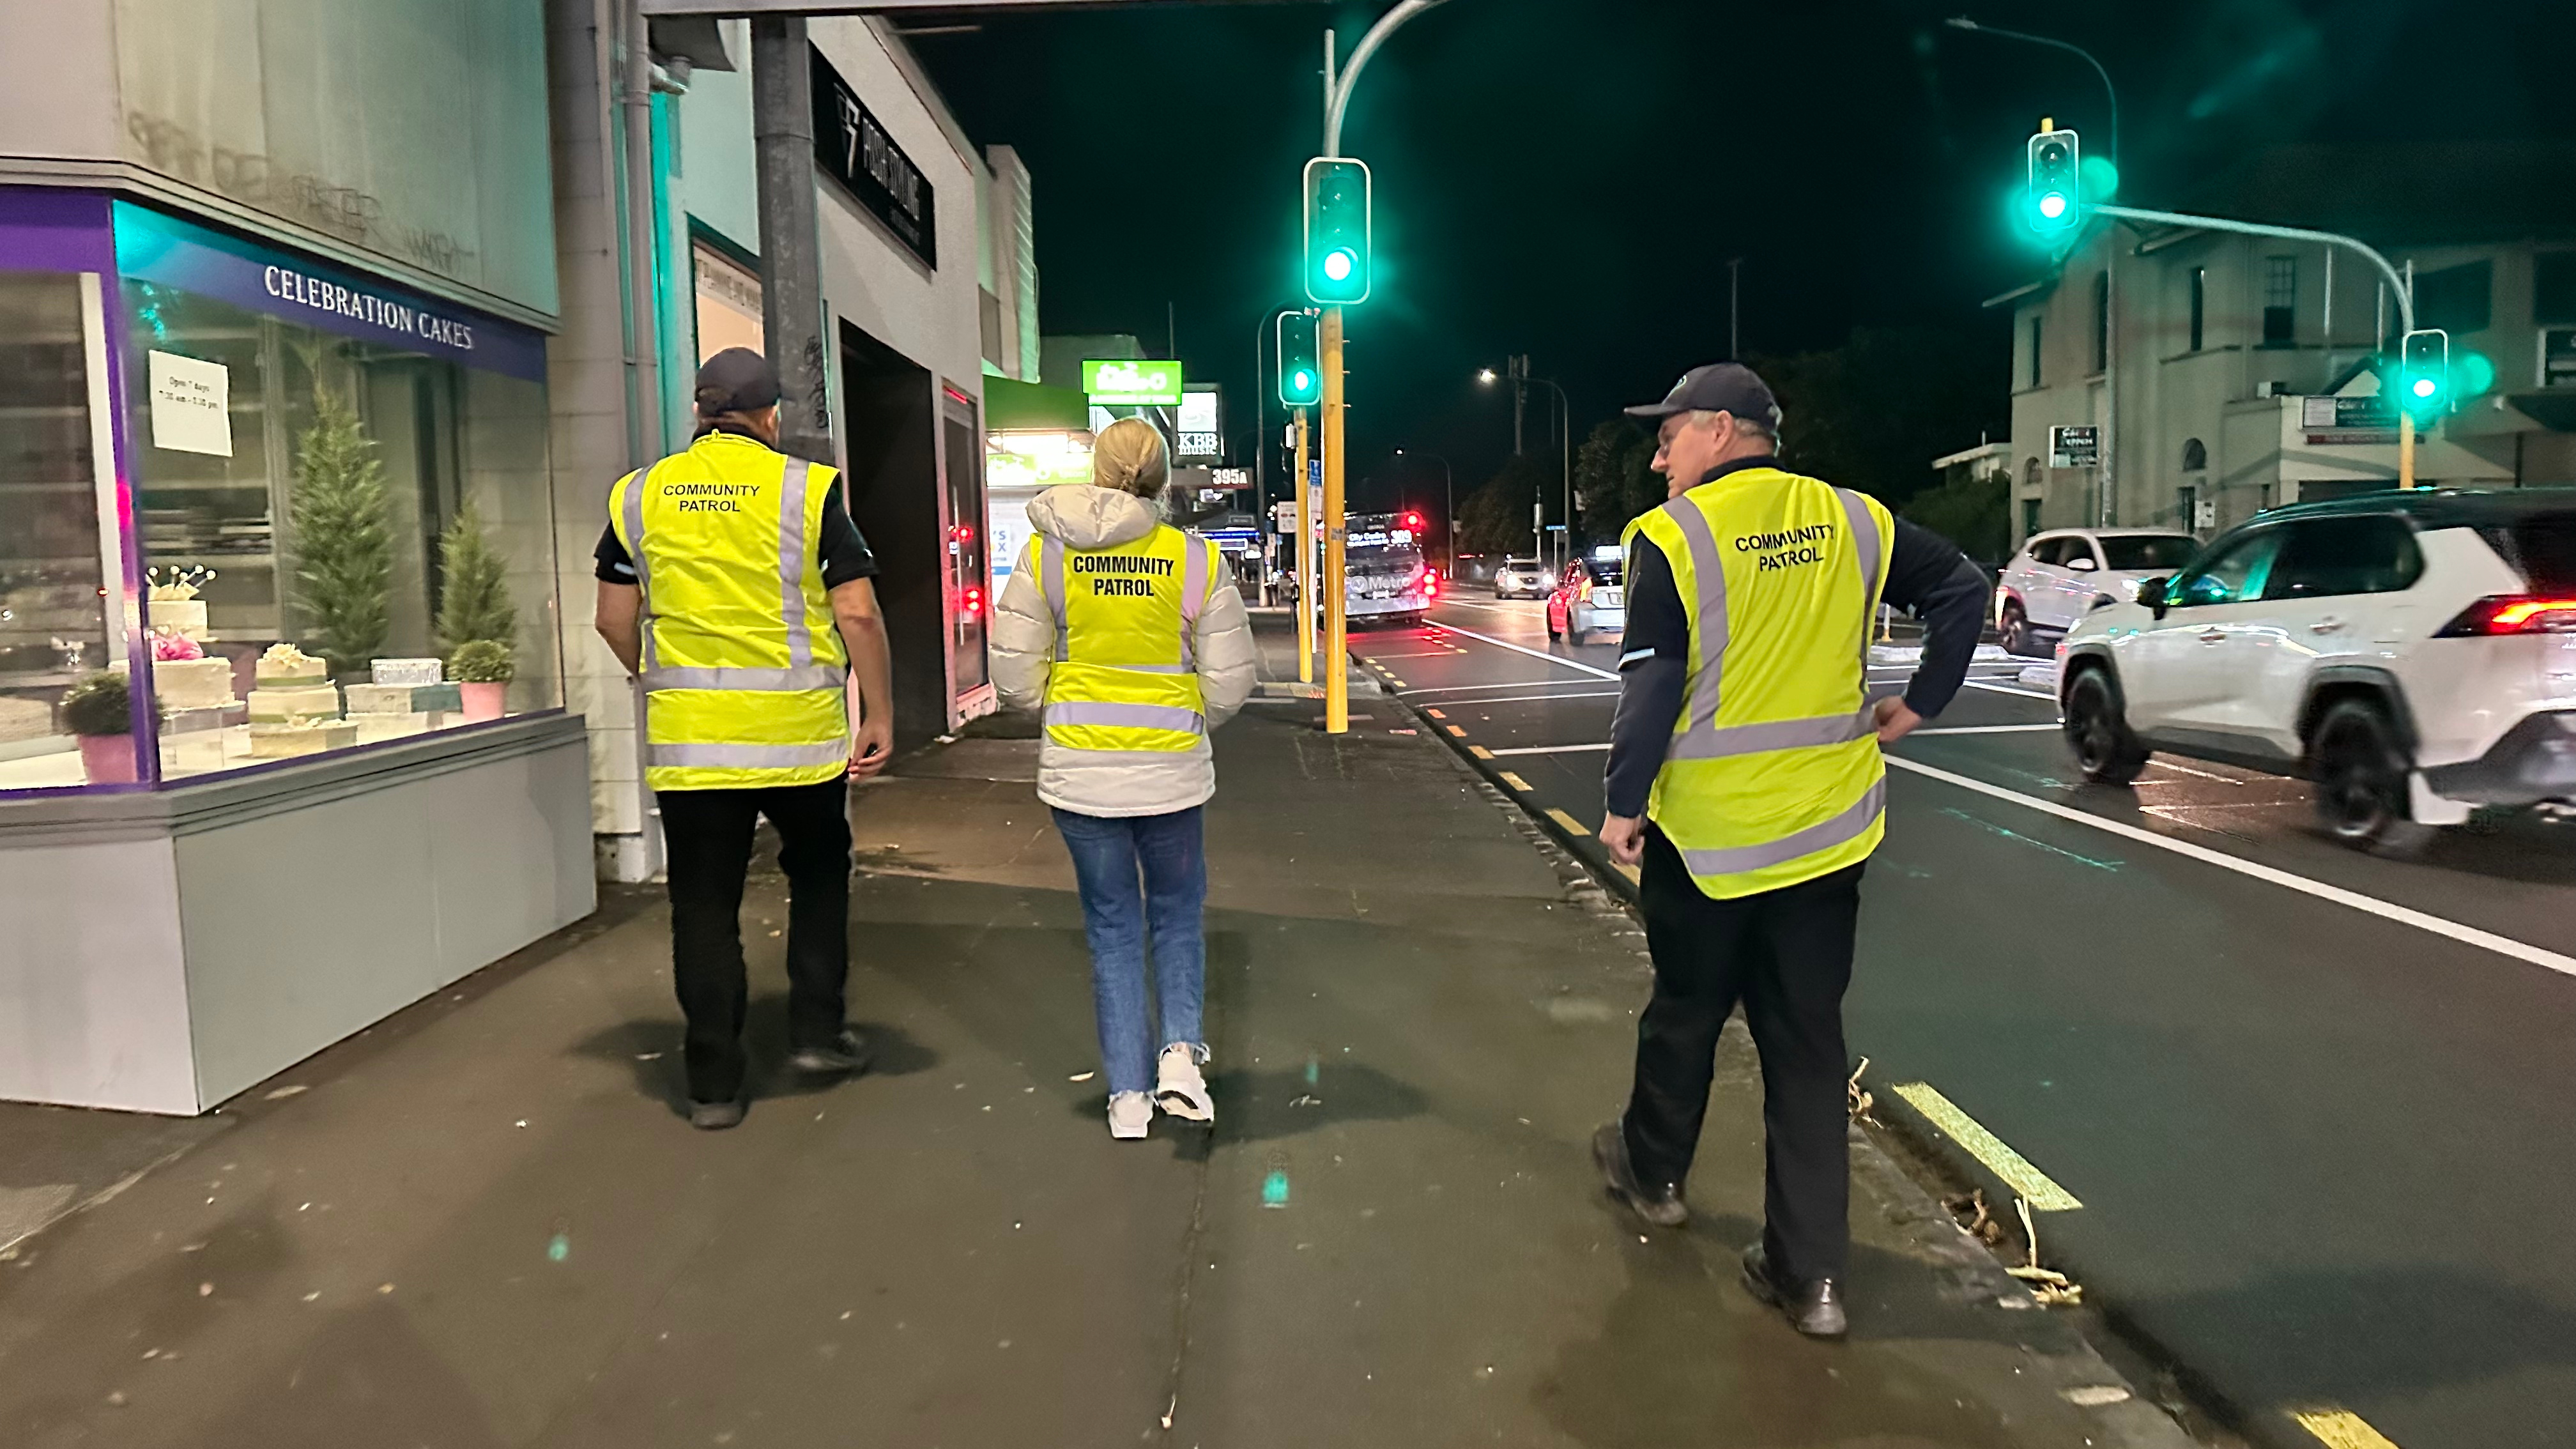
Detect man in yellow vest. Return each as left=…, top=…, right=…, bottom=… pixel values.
left=1590, top=363, right=1987, bottom=1337
left=594, top=348, right=896, bottom=1130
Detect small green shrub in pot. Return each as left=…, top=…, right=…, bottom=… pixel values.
left=448, top=640, right=515, bottom=723
left=60, top=670, right=132, bottom=736
left=448, top=640, right=516, bottom=683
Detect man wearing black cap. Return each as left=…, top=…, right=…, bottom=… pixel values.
left=1588, top=362, right=1987, bottom=1337
left=594, top=347, right=896, bottom=1130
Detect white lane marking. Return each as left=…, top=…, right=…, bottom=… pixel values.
left=1884, top=756, right=2576, bottom=980
left=1432, top=622, right=1621, bottom=680
left=1963, top=679, right=2060, bottom=701
left=1418, top=690, right=1621, bottom=707
left=2148, top=760, right=2248, bottom=786
left=1400, top=679, right=1605, bottom=696
left=1910, top=723, right=2062, bottom=735
left=1359, top=650, right=1465, bottom=659
left=1487, top=741, right=1613, bottom=756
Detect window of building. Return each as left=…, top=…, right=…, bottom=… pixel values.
left=2263, top=256, right=2297, bottom=347
left=2538, top=253, right=2576, bottom=326
left=2416, top=259, right=2493, bottom=335
left=2189, top=268, right=2206, bottom=352
left=2092, top=271, right=2110, bottom=375
left=2025, top=457, right=2042, bottom=490
left=2177, top=485, right=2199, bottom=533
left=2022, top=497, right=2041, bottom=538
left=691, top=240, right=764, bottom=364
left=2027, top=316, right=2043, bottom=388
left=2181, top=437, right=2208, bottom=472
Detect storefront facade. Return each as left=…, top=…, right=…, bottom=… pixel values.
left=0, top=0, right=591, bottom=1113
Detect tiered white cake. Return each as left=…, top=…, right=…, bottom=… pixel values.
left=247, top=643, right=339, bottom=723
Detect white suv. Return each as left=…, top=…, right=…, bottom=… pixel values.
left=2057, top=491, right=2576, bottom=853
left=1998, top=528, right=2202, bottom=655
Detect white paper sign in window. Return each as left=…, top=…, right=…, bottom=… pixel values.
left=148, top=350, right=233, bottom=457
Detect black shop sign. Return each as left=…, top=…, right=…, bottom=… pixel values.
left=811, top=46, right=937, bottom=269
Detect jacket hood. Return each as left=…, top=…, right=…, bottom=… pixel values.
left=1029, top=484, right=1161, bottom=550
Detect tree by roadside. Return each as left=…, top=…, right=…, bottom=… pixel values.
left=1574, top=417, right=1663, bottom=545
left=1455, top=454, right=1556, bottom=557
left=1750, top=327, right=2007, bottom=510
left=1901, top=466, right=2011, bottom=564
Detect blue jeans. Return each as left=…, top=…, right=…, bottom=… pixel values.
left=1050, top=806, right=1208, bottom=1098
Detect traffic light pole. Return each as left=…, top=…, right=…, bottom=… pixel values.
left=1322, top=307, right=1349, bottom=733
left=1294, top=408, right=1314, bottom=684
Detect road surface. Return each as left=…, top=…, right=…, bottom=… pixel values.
left=1349, top=595, right=2576, bottom=1449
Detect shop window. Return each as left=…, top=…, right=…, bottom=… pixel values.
left=0, top=272, right=125, bottom=790
left=2092, top=271, right=2110, bottom=375
left=2263, top=257, right=2297, bottom=347
left=2416, top=259, right=2492, bottom=335
left=2181, top=437, right=2208, bottom=473
left=2188, top=268, right=2206, bottom=352
left=692, top=239, right=764, bottom=363
left=2538, top=253, right=2576, bottom=326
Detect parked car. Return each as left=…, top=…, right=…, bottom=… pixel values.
left=1494, top=556, right=1552, bottom=599
left=2057, top=489, right=2576, bottom=854
left=1547, top=555, right=1626, bottom=645
left=1998, top=528, right=2201, bottom=655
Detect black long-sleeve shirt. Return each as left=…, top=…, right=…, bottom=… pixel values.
left=1603, top=457, right=1989, bottom=819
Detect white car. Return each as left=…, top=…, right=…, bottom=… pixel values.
left=1493, top=556, right=1552, bottom=599
left=2057, top=491, right=2576, bottom=854
left=1998, top=528, right=2202, bottom=655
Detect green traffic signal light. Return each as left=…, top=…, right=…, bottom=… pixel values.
left=2398, top=328, right=2451, bottom=418
left=1276, top=310, right=1322, bottom=407
left=2026, top=124, right=2081, bottom=234
left=1303, top=157, right=1372, bottom=305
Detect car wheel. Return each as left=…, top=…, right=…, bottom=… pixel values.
left=2310, top=700, right=2439, bottom=857
left=2062, top=668, right=2149, bottom=786
left=1999, top=601, right=2035, bottom=656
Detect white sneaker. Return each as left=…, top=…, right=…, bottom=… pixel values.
left=1108, top=1091, right=1153, bottom=1140
left=1154, top=1045, right=1214, bottom=1123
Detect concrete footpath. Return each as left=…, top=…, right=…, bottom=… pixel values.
left=0, top=621, right=2191, bottom=1448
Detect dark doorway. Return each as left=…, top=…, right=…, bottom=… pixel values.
left=940, top=390, right=989, bottom=699
left=838, top=319, right=944, bottom=749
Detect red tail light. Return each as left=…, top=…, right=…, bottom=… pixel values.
left=963, top=586, right=985, bottom=617
left=2437, top=595, right=2576, bottom=636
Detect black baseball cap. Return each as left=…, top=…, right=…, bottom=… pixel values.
left=1623, top=362, right=1782, bottom=433
left=694, top=347, right=781, bottom=415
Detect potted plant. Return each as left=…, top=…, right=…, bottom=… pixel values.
left=60, top=670, right=136, bottom=784
left=448, top=640, right=514, bottom=723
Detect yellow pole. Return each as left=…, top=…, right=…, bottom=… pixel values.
left=2399, top=410, right=2417, bottom=490
left=1322, top=306, right=1349, bottom=734
left=1294, top=408, right=1314, bottom=684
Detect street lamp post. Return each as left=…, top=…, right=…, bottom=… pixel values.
left=1395, top=448, right=1453, bottom=572
left=1478, top=367, right=1572, bottom=574
left=1948, top=16, right=2121, bottom=527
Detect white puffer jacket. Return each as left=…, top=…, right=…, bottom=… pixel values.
left=991, top=485, right=1257, bottom=818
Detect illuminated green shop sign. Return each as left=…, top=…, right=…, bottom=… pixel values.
left=1083, top=359, right=1183, bottom=406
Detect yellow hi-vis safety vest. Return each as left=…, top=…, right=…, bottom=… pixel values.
left=1623, top=466, right=1894, bottom=900
left=1032, top=524, right=1223, bottom=755
left=609, top=432, right=849, bottom=792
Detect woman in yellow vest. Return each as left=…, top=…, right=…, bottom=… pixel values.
left=992, top=419, right=1256, bottom=1139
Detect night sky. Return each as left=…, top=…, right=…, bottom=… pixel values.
left=912, top=0, right=2573, bottom=515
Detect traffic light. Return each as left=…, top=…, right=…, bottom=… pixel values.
left=2026, top=121, right=2080, bottom=234
left=2398, top=328, right=2451, bottom=417
left=1276, top=310, right=1321, bottom=406
left=1303, top=157, right=1372, bottom=305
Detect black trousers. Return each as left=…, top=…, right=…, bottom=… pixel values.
left=657, top=778, right=854, bottom=1103
left=1623, top=824, right=1864, bottom=1282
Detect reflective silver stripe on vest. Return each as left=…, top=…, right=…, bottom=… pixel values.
left=779, top=459, right=813, bottom=667
left=645, top=739, right=850, bottom=769
left=620, top=463, right=660, bottom=672
left=1042, top=536, right=1068, bottom=656
left=1116, top=663, right=1193, bottom=675
left=1836, top=487, right=1882, bottom=674
left=1042, top=701, right=1206, bottom=734
left=1667, top=705, right=1878, bottom=760
left=1662, top=496, right=1729, bottom=747
left=1677, top=778, right=1885, bottom=877
left=642, top=664, right=848, bottom=693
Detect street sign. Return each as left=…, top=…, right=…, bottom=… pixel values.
left=1083, top=358, right=1183, bottom=406
left=2047, top=424, right=2100, bottom=468
left=1209, top=468, right=1250, bottom=489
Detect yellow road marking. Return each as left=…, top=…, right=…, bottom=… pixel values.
left=1468, top=745, right=1493, bottom=759
left=1498, top=771, right=1532, bottom=791
left=1890, top=1082, right=2083, bottom=1211
left=1425, top=707, right=1447, bottom=719
left=2292, top=1410, right=2404, bottom=1449
left=1613, top=862, right=1640, bottom=884
left=1390, top=678, right=1406, bottom=687
left=1446, top=724, right=1468, bottom=737
left=1547, top=808, right=1590, bottom=836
